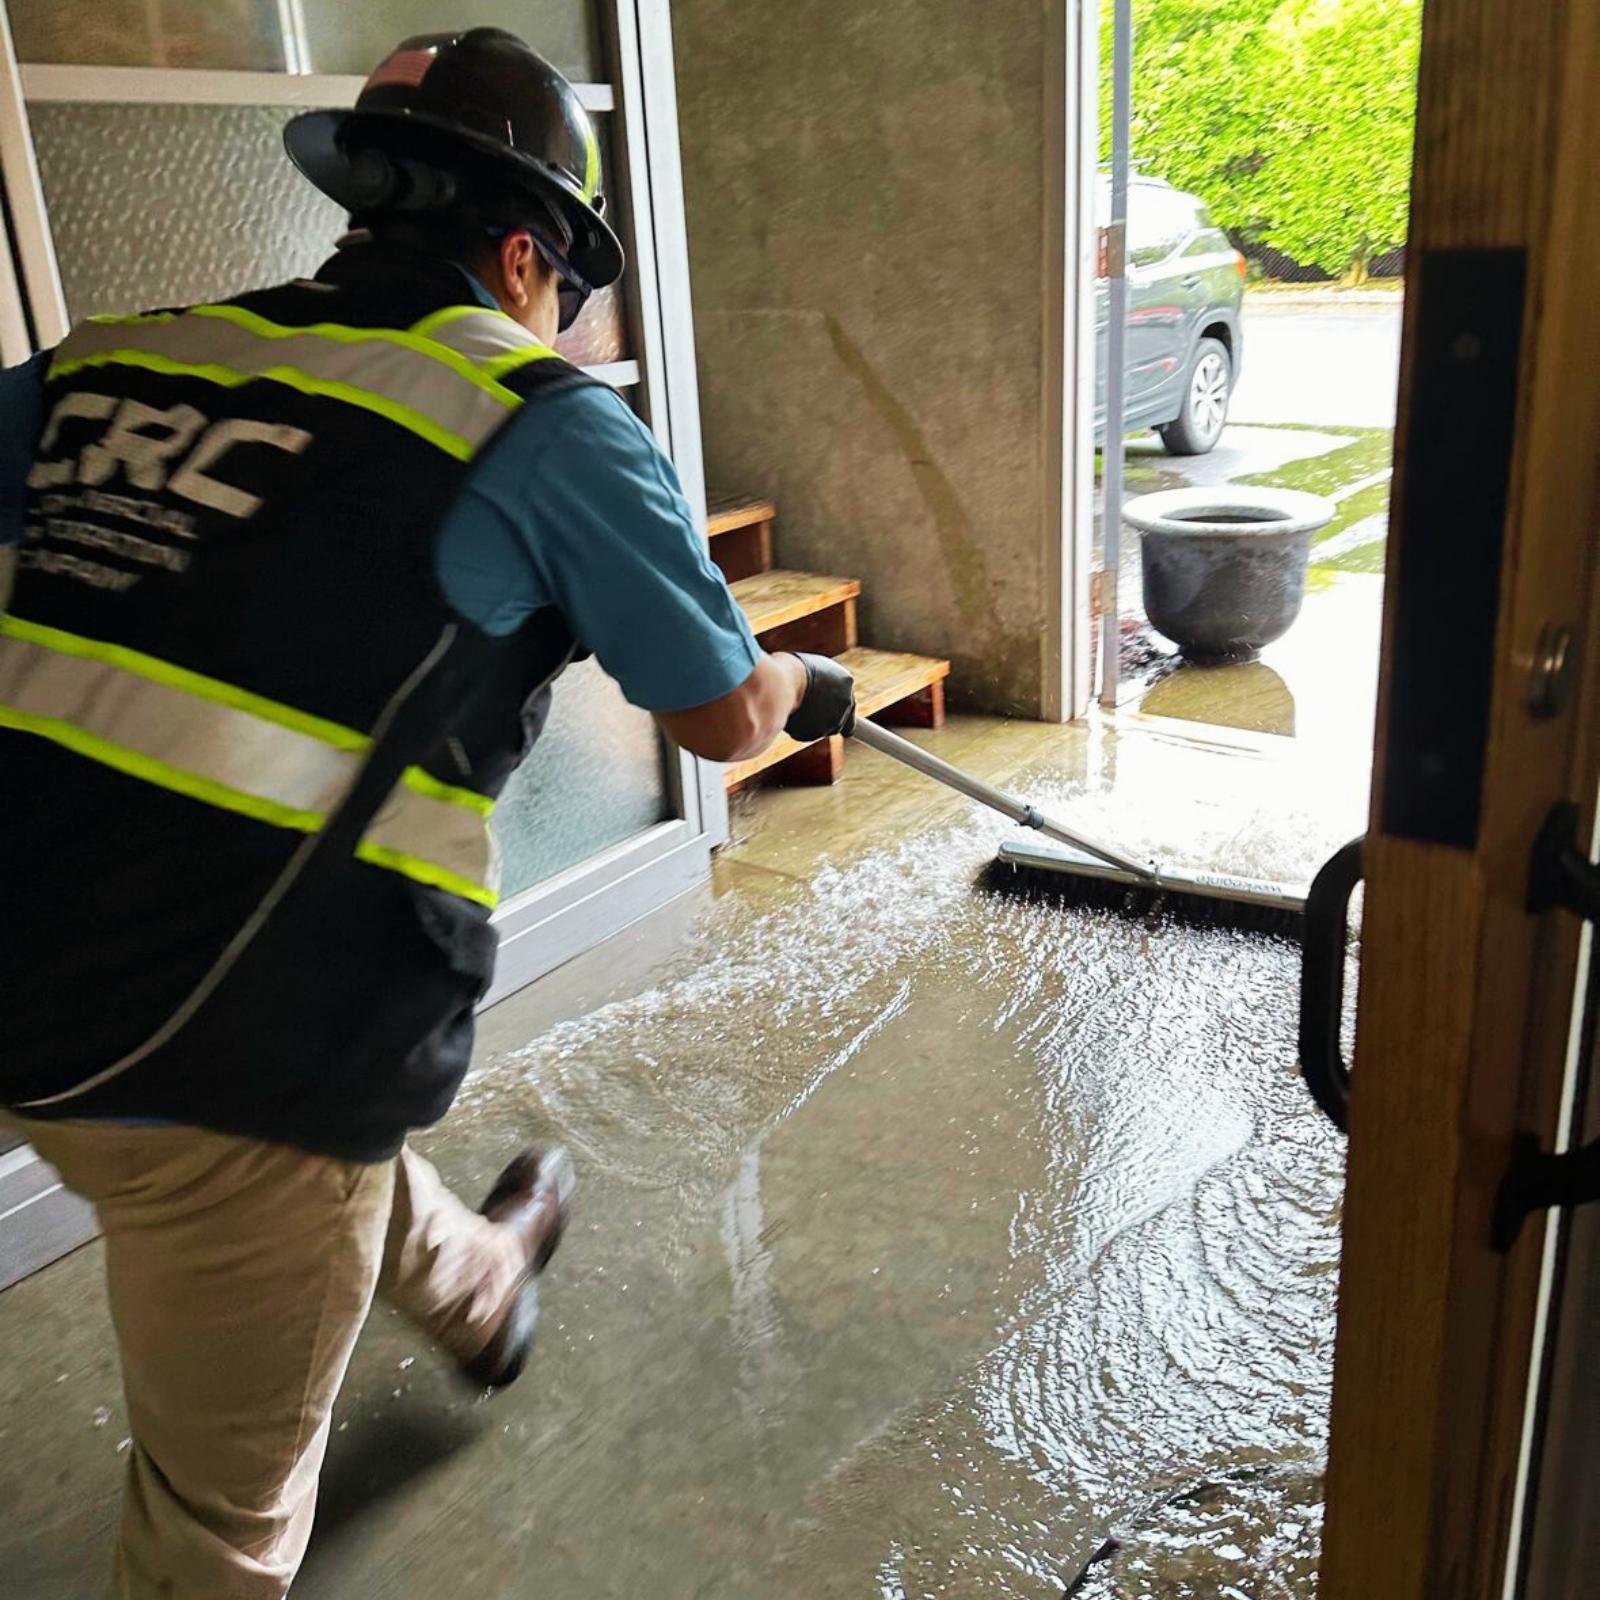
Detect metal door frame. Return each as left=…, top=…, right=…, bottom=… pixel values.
left=1042, top=0, right=1097, bottom=723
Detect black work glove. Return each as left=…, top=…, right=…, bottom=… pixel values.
left=784, top=652, right=857, bottom=741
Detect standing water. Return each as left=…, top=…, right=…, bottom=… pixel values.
left=286, top=729, right=1359, bottom=1597
left=0, top=725, right=1360, bottom=1599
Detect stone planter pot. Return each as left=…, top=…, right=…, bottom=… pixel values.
left=1124, top=486, right=1335, bottom=663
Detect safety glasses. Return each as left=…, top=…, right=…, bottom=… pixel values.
left=531, top=236, right=594, bottom=333
left=483, top=225, right=595, bottom=333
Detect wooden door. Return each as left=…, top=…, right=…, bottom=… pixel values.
left=1319, top=0, right=1600, bottom=1593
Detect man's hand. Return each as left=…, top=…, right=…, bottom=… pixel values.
left=784, top=652, right=856, bottom=742
left=655, top=651, right=806, bottom=763
left=655, top=649, right=856, bottom=764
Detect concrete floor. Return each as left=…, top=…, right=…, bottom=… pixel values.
left=0, top=712, right=1362, bottom=1599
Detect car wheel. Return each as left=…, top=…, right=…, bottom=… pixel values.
left=1159, top=336, right=1232, bottom=456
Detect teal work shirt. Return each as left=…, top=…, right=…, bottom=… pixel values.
left=0, top=288, right=758, bottom=714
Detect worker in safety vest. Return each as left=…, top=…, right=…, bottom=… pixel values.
left=0, top=28, right=854, bottom=1599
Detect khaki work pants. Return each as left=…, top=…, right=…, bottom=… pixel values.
left=1, top=1114, right=528, bottom=1600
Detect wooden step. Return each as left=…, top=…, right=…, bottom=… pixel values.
left=706, top=492, right=775, bottom=537
left=724, top=645, right=951, bottom=788
left=731, top=569, right=860, bottom=655
left=706, top=492, right=776, bottom=584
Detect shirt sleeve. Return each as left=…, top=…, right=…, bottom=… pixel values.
left=0, top=352, right=49, bottom=547
left=454, top=382, right=761, bottom=713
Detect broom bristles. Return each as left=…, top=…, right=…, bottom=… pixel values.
left=976, top=856, right=1308, bottom=940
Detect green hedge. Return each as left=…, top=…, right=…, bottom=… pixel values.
left=1102, top=0, right=1422, bottom=281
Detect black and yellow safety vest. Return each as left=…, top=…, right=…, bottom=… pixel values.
left=0, top=247, right=594, bottom=1160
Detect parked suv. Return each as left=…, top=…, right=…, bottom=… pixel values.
left=1096, top=175, right=1246, bottom=455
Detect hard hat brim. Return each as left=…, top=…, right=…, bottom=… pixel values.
left=285, top=106, right=625, bottom=290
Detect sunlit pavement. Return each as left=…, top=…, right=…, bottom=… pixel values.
left=1230, top=293, right=1403, bottom=431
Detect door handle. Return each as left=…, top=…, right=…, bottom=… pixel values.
left=1298, top=837, right=1365, bottom=1132
left=1181, top=274, right=1202, bottom=289
left=1492, top=802, right=1600, bottom=1249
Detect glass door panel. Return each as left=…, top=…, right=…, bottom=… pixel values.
left=494, top=661, right=671, bottom=898
left=25, top=99, right=628, bottom=372
left=9, top=0, right=601, bottom=77
left=28, top=101, right=344, bottom=313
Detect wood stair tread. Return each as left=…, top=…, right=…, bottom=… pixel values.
left=837, top=645, right=950, bottom=711
left=706, top=492, right=776, bottom=537
left=723, top=646, right=950, bottom=787
left=731, top=569, right=861, bottom=634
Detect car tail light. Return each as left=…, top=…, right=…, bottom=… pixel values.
left=1235, top=252, right=1248, bottom=280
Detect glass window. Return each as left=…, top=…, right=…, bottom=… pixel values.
left=29, top=103, right=345, bottom=316
left=9, top=0, right=286, bottom=70
left=1127, top=187, right=1196, bottom=267
left=303, top=2, right=602, bottom=84
left=551, top=119, right=627, bottom=366
left=553, top=279, right=626, bottom=367
left=1126, top=185, right=1203, bottom=267
left=1182, top=229, right=1233, bottom=259
left=10, top=1, right=603, bottom=82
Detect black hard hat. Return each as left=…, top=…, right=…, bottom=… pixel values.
left=284, top=28, right=624, bottom=290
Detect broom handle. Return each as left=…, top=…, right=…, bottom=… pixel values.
left=848, top=717, right=1155, bottom=880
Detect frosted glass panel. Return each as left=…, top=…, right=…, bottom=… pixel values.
left=30, top=104, right=344, bottom=318
left=493, top=661, right=671, bottom=899
left=302, top=1, right=601, bottom=83
left=551, top=120, right=626, bottom=365
left=31, top=104, right=629, bottom=367
left=10, top=0, right=285, bottom=69
left=554, top=279, right=625, bottom=366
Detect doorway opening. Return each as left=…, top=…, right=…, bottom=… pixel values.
left=1057, top=0, right=1422, bottom=1590
left=1090, top=0, right=1419, bottom=788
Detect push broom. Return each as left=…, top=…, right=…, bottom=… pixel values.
left=848, top=717, right=1308, bottom=938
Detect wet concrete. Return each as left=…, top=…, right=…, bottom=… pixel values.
left=0, top=716, right=1358, bottom=1598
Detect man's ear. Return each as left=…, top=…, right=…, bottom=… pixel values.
left=496, top=229, right=538, bottom=309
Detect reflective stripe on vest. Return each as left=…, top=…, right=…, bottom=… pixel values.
left=48, top=303, right=559, bottom=462
left=0, top=615, right=498, bottom=908
left=406, top=305, right=562, bottom=381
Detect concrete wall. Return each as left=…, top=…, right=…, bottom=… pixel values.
left=673, top=0, right=1055, bottom=716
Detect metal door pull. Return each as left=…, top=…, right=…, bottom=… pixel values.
left=1297, top=837, right=1366, bottom=1133
left=1492, top=802, right=1600, bottom=1250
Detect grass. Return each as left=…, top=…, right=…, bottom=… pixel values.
left=1235, top=423, right=1391, bottom=576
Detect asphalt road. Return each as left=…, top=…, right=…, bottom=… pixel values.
left=1227, top=295, right=1402, bottom=429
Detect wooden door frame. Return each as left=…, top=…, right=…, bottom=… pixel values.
left=1321, top=0, right=1600, bottom=1594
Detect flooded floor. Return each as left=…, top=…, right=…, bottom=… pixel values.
left=0, top=716, right=1362, bottom=1598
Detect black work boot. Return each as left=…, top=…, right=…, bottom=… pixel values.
left=460, top=1145, right=576, bottom=1389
